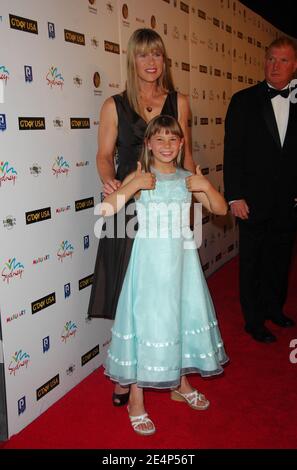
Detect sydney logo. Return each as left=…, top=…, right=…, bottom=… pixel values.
left=8, top=349, right=30, bottom=376
left=2, top=258, right=24, bottom=284
left=57, top=240, right=74, bottom=262
left=61, top=320, right=77, bottom=343
left=0, top=161, right=17, bottom=186
left=46, top=66, right=64, bottom=89
left=52, top=156, right=70, bottom=177
left=0, top=65, right=10, bottom=84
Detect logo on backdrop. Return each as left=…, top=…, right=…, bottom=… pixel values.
left=104, top=40, right=120, bottom=54
left=73, top=74, right=83, bottom=87
left=0, top=161, right=17, bottom=186
left=46, top=66, right=64, bottom=89
left=151, top=16, right=156, bottom=29
left=18, top=117, right=46, bottom=130
left=0, top=65, right=9, bottom=84
left=36, top=375, right=60, bottom=401
left=48, top=22, right=55, bottom=39
left=180, top=1, right=189, bottom=13
left=25, top=207, right=51, bottom=224
left=66, top=364, right=76, bottom=376
left=79, top=274, right=93, bottom=290
left=18, top=397, right=26, bottom=415
left=1, top=258, right=24, bottom=284
left=24, top=65, right=33, bottom=82
left=6, top=309, right=26, bottom=324
left=64, top=29, right=85, bottom=46
left=8, top=350, right=30, bottom=376
left=64, top=283, right=71, bottom=299
left=30, top=163, right=41, bottom=176
left=32, top=254, right=50, bottom=265
left=90, top=37, right=99, bottom=48
left=42, top=336, right=50, bottom=353
left=31, top=292, right=56, bottom=314
left=93, top=72, right=102, bottom=95
left=76, top=160, right=89, bottom=167
left=3, top=215, right=16, bottom=229
left=57, top=241, right=74, bottom=262
left=0, top=114, right=6, bottom=131
left=53, top=117, right=64, bottom=129
left=52, top=156, right=70, bottom=177
left=81, top=345, right=99, bottom=366
left=83, top=235, right=90, bottom=250
left=56, top=204, right=71, bottom=215
left=88, top=0, right=97, bottom=14
left=70, top=117, right=90, bottom=129
left=122, top=3, right=129, bottom=20
left=106, top=2, right=114, bottom=12
left=61, top=321, right=77, bottom=343
left=75, top=197, right=94, bottom=211
left=9, top=14, right=38, bottom=34
left=198, top=9, right=206, bottom=20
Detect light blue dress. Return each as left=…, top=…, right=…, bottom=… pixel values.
left=105, top=167, right=228, bottom=388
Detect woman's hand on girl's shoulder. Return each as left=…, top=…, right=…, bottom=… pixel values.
left=132, top=162, right=156, bottom=191
left=186, top=165, right=210, bottom=193
left=103, top=179, right=121, bottom=197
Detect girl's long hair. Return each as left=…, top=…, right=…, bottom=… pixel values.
left=126, top=28, right=174, bottom=115
left=140, top=115, right=184, bottom=172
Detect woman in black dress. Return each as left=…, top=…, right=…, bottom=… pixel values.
left=88, top=28, right=195, bottom=409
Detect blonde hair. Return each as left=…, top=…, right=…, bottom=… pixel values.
left=140, top=115, right=184, bottom=171
left=126, top=28, right=174, bottom=115
left=266, top=36, right=297, bottom=59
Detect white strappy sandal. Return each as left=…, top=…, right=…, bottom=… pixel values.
left=128, top=409, right=156, bottom=436
left=171, top=389, right=210, bottom=410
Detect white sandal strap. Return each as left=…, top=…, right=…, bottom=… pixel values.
left=129, top=413, right=148, bottom=423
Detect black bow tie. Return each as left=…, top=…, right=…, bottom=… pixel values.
left=268, top=87, right=290, bottom=99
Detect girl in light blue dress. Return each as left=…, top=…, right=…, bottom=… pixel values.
left=100, top=115, right=229, bottom=436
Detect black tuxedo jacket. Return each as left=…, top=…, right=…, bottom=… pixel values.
left=224, top=80, right=297, bottom=226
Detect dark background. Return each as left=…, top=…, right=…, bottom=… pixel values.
left=240, top=0, right=297, bottom=39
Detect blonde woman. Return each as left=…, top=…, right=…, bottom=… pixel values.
left=88, top=28, right=195, bottom=406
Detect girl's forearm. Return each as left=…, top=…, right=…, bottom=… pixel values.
left=99, top=179, right=138, bottom=216
left=205, top=185, right=227, bottom=215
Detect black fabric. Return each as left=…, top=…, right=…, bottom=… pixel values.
left=224, top=80, right=297, bottom=329
left=224, top=80, right=297, bottom=226
left=88, top=91, right=178, bottom=319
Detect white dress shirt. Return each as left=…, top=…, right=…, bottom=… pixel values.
left=268, top=83, right=290, bottom=147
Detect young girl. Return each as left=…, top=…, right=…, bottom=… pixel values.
left=100, top=115, right=229, bottom=436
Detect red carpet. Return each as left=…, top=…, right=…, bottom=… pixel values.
left=2, top=252, right=297, bottom=449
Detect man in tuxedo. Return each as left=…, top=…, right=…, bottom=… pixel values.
left=224, top=37, right=297, bottom=343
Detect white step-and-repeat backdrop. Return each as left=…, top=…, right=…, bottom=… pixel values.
left=0, top=0, right=281, bottom=438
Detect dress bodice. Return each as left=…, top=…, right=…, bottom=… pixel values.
left=136, top=167, right=192, bottom=238
left=113, top=91, right=178, bottom=181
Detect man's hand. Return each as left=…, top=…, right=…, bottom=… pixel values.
left=230, top=199, right=250, bottom=219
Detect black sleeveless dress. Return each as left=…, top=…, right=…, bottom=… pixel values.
left=88, top=90, right=178, bottom=319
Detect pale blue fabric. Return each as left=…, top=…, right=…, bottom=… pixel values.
left=105, top=167, right=229, bottom=388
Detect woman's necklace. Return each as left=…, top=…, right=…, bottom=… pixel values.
left=146, top=106, right=152, bottom=112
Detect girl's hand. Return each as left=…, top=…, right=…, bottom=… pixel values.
left=133, top=162, right=156, bottom=190
left=186, top=165, right=210, bottom=193
left=103, top=179, right=121, bottom=197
